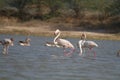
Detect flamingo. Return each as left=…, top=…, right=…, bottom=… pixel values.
left=0, top=38, right=14, bottom=54
left=19, top=38, right=31, bottom=46
left=78, top=33, right=98, bottom=58
left=53, top=29, right=75, bottom=56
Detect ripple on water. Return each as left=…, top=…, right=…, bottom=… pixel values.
left=0, top=35, right=120, bottom=80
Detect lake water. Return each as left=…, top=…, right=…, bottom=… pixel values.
left=0, top=34, right=120, bottom=80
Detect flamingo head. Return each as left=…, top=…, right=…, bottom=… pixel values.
left=54, top=29, right=60, bottom=35
left=81, top=33, right=86, bottom=40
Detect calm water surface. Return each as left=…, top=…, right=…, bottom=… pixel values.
left=0, top=34, right=120, bottom=80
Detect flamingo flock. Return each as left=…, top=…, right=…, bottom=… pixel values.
left=0, top=29, right=99, bottom=58
left=45, top=29, right=98, bottom=58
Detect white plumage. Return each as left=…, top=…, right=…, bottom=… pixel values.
left=46, top=29, right=75, bottom=56
left=78, top=33, right=98, bottom=58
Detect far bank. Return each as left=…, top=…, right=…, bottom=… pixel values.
left=0, top=26, right=120, bottom=40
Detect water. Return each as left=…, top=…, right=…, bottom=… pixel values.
left=0, top=34, right=120, bottom=80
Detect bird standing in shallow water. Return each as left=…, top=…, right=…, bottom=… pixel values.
left=53, top=29, right=75, bottom=56
left=0, top=38, right=14, bottom=54
left=78, top=33, right=98, bottom=58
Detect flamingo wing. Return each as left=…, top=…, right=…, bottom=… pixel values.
left=56, top=38, right=74, bottom=48
left=83, top=41, right=98, bottom=48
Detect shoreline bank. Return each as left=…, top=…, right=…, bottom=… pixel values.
left=0, top=26, right=120, bottom=40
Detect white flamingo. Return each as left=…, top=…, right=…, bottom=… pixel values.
left=53, top=29, right=75, bottom=56
left=0, top=38, right=14, bottom=54
left=19, top=38, right=31, bottom=46
left=78, top=33, right=98, bottom=58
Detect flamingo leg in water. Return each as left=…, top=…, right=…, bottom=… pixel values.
left=82, top=48, right=86, bottom=56
left=87, top=48, right=91, bottom=57
left=64, top=48, right=75, bottom=56
left=90, top=48, right=96, bottom=58
left=63, top=48, right=68, bottom=56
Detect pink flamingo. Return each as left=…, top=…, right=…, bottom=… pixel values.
left=53, top=29, right=75, bottom=56
left=0, top=38, right=14, bottom=54
left=78, top=33, right=98, bottom=58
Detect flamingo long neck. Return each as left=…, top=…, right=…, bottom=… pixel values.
left=78, top=40, right=84, bottom=56
left=53, top=32, right=61, bottom=44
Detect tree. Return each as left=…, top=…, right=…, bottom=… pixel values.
left=64, top=0, right=85, bottom=18
left=6, top=0, right=33, bottom=20
left=105, top=0, right=120, bottom=16
left=44, top=0, right=63, bottom=16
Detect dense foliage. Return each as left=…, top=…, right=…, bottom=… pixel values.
left=0, top=0, right=119, bottom=20
left=0, top=0, right=119, bottom=32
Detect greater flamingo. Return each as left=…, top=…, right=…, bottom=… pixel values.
left=0, top=38, right=14, bottom=54
left=53, top=29, right=75, bottom=56
left=78, top=33, right=98, bottom=58
left=19, top=38, right=31, bottom=46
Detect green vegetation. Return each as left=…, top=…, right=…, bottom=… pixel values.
left=0, top=0, right=119, bottom=19
left=0, top=0, right=119, bottom=37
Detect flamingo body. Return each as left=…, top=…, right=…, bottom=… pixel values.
left=78, top=40, right=98, bottom=58
left=55, top=38, right=74, bottom=49
left=54, top=29, right=75, bottom=56
left=81, top=41, right=98, bottom=48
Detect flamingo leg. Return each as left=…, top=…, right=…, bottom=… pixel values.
left=87, top=48, right=92, bottom=57
left=90, top=48, right=96, bottom=58
left=82, top=48, right=86, bottom=56
left=63, top=48, right=68, bottom=56
left=64, top=48, right=75, bottom=56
